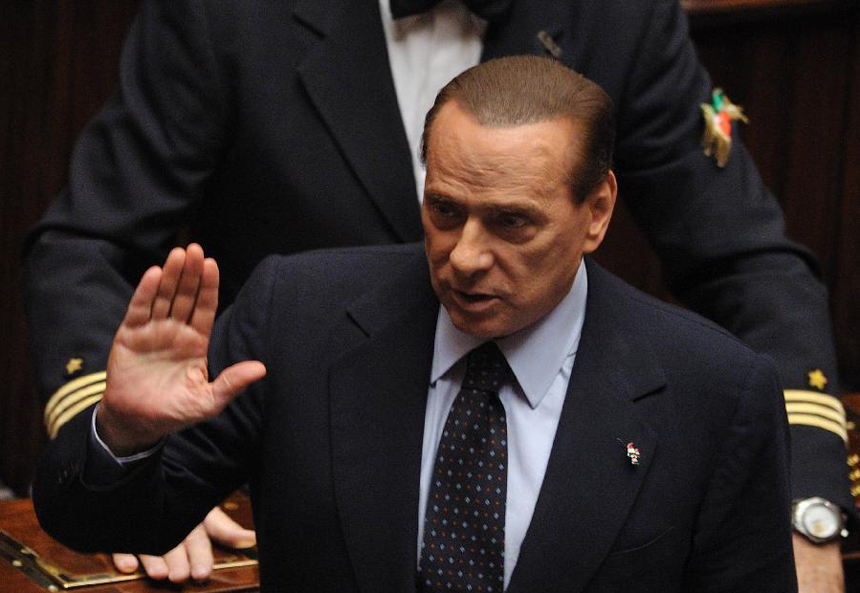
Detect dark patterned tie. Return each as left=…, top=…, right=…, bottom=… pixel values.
left=390, top=0, right=513, bottom=23
left=418, top=342, right=511, bottom=593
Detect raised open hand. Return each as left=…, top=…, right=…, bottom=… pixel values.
left=96, top=244, right=266, bottom=456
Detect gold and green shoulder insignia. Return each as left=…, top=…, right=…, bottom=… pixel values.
left=700, top=88, right=748, bottom=168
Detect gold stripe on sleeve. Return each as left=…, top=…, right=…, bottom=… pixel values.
left=786, top=413, right=848, bottom=442
left=784, top=389, right=845, bottom=415
left=44, top=371, right=107, bottom=420
left=786, top=402, right=847, bottom=427
left=45, top=382, right=106, bottom=434
left=47, top=394, right=105, bottom=439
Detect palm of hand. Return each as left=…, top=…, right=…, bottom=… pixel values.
left=108, top=316, right=215, bottom=431
left=98, top=244, right=266, bottom=454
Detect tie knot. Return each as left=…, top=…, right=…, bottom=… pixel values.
left=462, top=342, right=511, bottom=394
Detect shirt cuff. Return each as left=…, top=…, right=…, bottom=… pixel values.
left=85, top=403, right=163, bottom=485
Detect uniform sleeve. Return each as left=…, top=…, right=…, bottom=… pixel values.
left=614, top=0, right=850, bottom=511
left=683, top=355, right=797, bottom=592
left=23, top=0, right=231, bottom=438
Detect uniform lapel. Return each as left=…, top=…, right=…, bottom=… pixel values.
left=329, top=252, right=438, bottom=593
left=481, top=0, right=568, bottom=62
left=293, top=0, right=423, bottom=243
left=507, top=261, right=667, bottom=593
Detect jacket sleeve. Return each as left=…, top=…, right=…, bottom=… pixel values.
left=683, top=354, right=797, bottom=592
left=23, top=0, right=231, bottom=438
left=31, top=256, right=278, bottom=555
left=613, top=0, right=850, bottom=511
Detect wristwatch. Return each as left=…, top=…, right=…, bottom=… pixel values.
left=792, top=497, right=848, bottom=544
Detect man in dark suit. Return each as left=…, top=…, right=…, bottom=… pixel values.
left=24, top=0, right=846, bottom=587
left=34, top=56, right=796, bottom=593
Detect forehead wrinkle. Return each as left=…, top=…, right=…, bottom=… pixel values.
left=428, top=132, right=569, bottom=203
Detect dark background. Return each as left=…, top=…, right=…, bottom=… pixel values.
left=1, top=0, right=858, bottom=497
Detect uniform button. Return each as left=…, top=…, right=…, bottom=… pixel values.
left=58, top=462, right=76, bottom=485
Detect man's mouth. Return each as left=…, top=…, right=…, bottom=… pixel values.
left=457, top=291, right=494, bottom=303
left=450, top=289, right=500, bottom=310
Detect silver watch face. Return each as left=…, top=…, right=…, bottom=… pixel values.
left=801, top=502, right=840, bottom=539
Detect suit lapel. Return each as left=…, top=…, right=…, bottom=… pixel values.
left=294, top=0, right=423, bottom=243
left=507, top=261, right=666, bottom=593
left=293, top=0, right=572, bottom=244
left=329, top=252, right=437, bottom=593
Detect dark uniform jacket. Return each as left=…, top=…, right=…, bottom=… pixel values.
left=34, top=247, right=797, bottom=593
left=24, top=0, right=849, bottom=511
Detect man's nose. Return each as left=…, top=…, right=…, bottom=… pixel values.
left=449, top=220, right=494, bottom=278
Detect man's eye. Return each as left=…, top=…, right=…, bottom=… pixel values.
left=497, top=213, right=528, bottom=229
left=433, top=202, right=456, bottom=217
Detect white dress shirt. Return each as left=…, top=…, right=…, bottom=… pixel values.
left=379, top=0, right=486, bottom=201
left=419, top=260, right=588, bottom=588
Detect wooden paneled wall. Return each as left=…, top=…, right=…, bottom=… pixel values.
left=0, top=2, right=142, bottom=494
left=1, top=0, right=858, bottom=494
left=690, top=0, right=859, bottom=395
left=599, top=0, right=860, bottom=391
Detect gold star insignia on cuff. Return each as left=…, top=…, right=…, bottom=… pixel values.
left=807, top=368, right=828, bottom=391
left=65, top=357, right=83, bottom=376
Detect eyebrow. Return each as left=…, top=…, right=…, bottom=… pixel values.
left=426, top=192, right=545, bottom=220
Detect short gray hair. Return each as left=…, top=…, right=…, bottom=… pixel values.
left=420, top=55, right=614, bottom=203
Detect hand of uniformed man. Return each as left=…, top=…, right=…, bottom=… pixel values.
left=96, top=243, right=266, bottom=456
left=112, top=506, right=256, bottom=582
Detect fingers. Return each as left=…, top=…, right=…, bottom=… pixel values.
left=128, top=244, right=215, bottom=330
left=141, top=511, right=252, bottom=584
left=152, top=243, right=207, bottom=323
left=203, top=506, right=256, bottom=549
left=151, top=247, right=187, bottom=319
left=211, top=361, right=267, bottom=405
left=138, top=553, right=170, bottom=580
left=190, top=258, right=220, bottom=336
left=169, top=244, right=205, bottom=323
left=113, top=523, right=215, bottom=584
left=122, top=267, right=162, bottom=328
left=112, top=552, right=139, bottom=574
left=163, top=544, right=193, bottom=582
left=139, top=539, right=200, bottom=583
left=183, top=522, right=214, bottom=581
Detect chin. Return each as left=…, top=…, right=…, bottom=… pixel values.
left=448, top=312, right=512, bottom=339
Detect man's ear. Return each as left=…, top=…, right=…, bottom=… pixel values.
left=582, top=170, right=617, bottom=254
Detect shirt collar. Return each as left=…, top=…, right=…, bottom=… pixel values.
left=380, top=0, right=487, bottom=38
left=431, top=258, right=588, bottom=409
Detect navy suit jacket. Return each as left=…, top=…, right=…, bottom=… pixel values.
left=35, top=245, right=796, bottom=592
